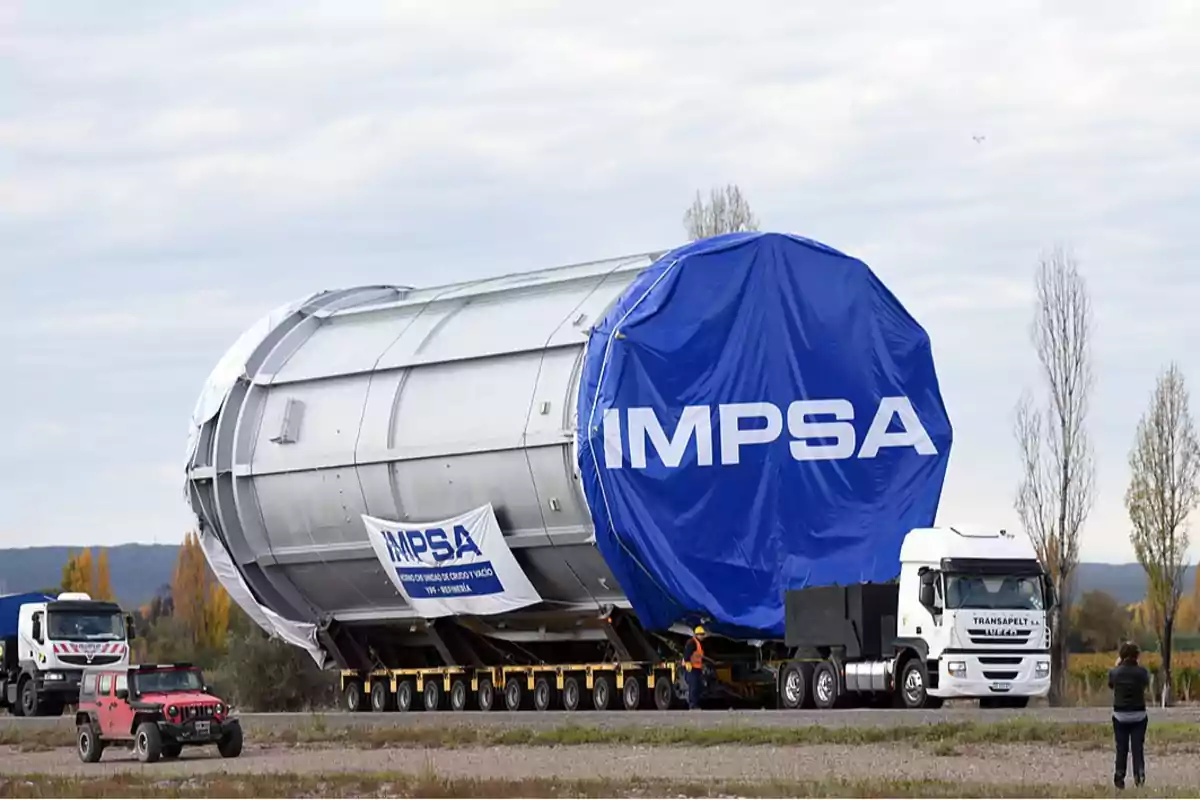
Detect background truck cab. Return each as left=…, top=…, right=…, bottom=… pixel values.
left=1, top=591, right=134, bottom=717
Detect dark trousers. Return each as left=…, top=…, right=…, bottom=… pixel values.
left=1112, top=716, right=1147, bottom=781
left=685, top=668, right=702, bottom=709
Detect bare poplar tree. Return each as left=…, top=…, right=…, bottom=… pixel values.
left=1012, top=246, right=1095, bottom=705
left=1127, top=363, right=1200, bottom=707
left=683, top=184, right=759, bottom=241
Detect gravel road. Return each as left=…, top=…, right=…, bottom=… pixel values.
left=3, top=705, right=1199, bottom=735
left=3, top=741, right=1200, bottom=788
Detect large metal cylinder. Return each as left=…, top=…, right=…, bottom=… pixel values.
left=185, top=252, right=662, bottom=636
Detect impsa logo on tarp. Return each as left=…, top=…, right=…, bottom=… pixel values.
left=380, top=525, right=482, bottom=565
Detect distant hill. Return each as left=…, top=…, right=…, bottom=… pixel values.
left=0, top=544, right=1189, bottom=611
left=0, top=544, right=177, bottom=608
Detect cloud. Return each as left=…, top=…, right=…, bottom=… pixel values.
left=1, top=0, right=1198, bottom=564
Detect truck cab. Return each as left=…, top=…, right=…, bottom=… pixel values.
left=1, top=592, right=134, bottom=717
left=898, top=526, right=1054, bottom=705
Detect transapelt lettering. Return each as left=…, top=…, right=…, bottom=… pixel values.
left=603, top=397, right=937, bottom=469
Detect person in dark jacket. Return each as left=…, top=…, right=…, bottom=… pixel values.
left=1108, top=641, right=1150, bottom=789
left=682, top=625, right=708, bottom=710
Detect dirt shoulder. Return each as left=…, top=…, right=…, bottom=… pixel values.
left=2, top=741, right=1197, bottom=789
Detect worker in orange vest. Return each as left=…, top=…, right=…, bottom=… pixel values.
left=683, top=625, right=707, bottom=710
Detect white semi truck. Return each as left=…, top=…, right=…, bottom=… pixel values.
left=780, top=527, right=1054, bottom=709
left=1, top=592, right=134, bottom=717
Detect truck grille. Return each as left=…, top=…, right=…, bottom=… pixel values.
left=58, top=654, right=122, bottom=666
left=983, top=670, right=1019, bottom=680
left=977, top=656, right=1022, bottom=666
left=967, top=628, right=1033, bottom=646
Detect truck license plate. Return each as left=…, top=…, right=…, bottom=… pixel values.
left=195, top=721, right=210, bottom=736
left=990, top=681, right=1012, bottom=692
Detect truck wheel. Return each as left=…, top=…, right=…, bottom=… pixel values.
left=562, top=676, right=582, bottom=711
left=533, top=676, right=556, bottom=711
left=449, top=679, right=470, bottom=712
left=217, top=721, right=244, bottom=758
left=161, top=743, right=183, bottom=760
left=622, top=674, right=644, bottom=710
left=477, top=678, right=496, bottom=711
left=396, top=680, right=415, bottom=712
left=342, top=680, right=366, bottom=713
left=898, top=659, right=943, bottom=709
left=812, top=662, right=840, bottom=710
left=592, top=674, right=613, bottom=711
left=19, top=679, right=42, bottom=717
left=422, top=680, right=443, bottom=711
left=135, top=722, right=162, bottom=764
left=77, top=722, right=104, bottom=763
left=503, top=677, right=524, bottom=711
left=779, top=662, right=814, bottom=710
left=653, top=674, right=675, bottom=710
left=370, top=681, right=392, bottom=713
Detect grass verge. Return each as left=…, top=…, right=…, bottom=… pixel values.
left=5, top=717, right=1200, bottom=751
left=0, top=771, right=1194, bottom=798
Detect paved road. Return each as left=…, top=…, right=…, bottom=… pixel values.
left=3, top=705, right=1199, bottom=733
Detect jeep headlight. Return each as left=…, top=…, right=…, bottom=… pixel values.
left=45, top=672, right=64, bottom=682
left=947, top=661, right=967, bottom=677
left=168, top=705, right=178, bottom=717
left=215, top=703, right=224, bottom=714
left=1036, top=661, right=1051, bottom=677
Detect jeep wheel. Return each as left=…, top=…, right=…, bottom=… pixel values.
left=218, top=721, right=243, bottom=758
left=77, top=723, right=104, bottom=763
left=135, top=722, right=162, bottom=763
left=161, top=742, right=183, bottom=760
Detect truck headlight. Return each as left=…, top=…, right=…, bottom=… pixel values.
left=1036, top=661, right=1050, bottom=677
left=947, top=661, right=967, bottom=677
left=45, top=672, right=64, bottom=682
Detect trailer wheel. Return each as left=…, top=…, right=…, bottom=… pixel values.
left=449, top=679, right=470, bottom=712
left=504, top=677, right=525, bottom=711
left=370, top=681, right=392, bottom=712
left=622, top=673, right=644, bottom=710
left=898, top=659, right=942, bottom=709
left=477, top=677, right=496, bottom=712
left=533, top=676, right=556, bottom=711
left=779, top=662, right=814, bottom=710
left=812, top=662, right=840, bottom=710
left=396, top=679, right=415, bottom=712
left=653, top=674, right=675, bottom=710
left=592, top=673, right=613, bottom=711
left=562, top=676, right=582, bottom=711
left=342, top=679, right=366, bottom=713
left=423, top=680, right=443, bottom=711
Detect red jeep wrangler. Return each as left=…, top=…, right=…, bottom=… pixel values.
left=74, top=663, right=243, bottom=763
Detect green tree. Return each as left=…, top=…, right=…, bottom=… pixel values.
left=1072, top=590, right=1130, bottom=652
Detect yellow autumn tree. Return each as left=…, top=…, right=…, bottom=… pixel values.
left=94, top=549, right=114, bottom=602
left=172, top=532, right=231, bottom=652
left=60, top=549, right=96, bottom=595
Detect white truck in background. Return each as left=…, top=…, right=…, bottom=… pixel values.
left=1, top=592, right=135, bottom=716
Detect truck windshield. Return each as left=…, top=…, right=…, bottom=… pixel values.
left=944, top=574, right=1044, bottom=610
left=47, top=610, right=126, bottom=641
left=134, top=669, right=204, bottom=694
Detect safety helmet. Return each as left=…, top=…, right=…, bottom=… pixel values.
left=693, top=625, right=706, bottom=636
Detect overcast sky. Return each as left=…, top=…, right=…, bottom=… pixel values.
left=2, top=1, right=1197, bottom=563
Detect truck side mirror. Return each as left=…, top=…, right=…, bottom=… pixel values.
left=1044, top=579, right=1059, bottom=610
left=125, top=614, right=137, bottom=640
left=31, top=618, right=42, bottom=643
left=918, top=571, right=939, bottom=610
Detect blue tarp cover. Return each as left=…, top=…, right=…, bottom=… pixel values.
left=576, top=232, right=953, bottom=638
left=0, top=593, right=54, bottom=639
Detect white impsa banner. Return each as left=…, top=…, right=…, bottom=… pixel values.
left=361, top=504, right=543, bottom=618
